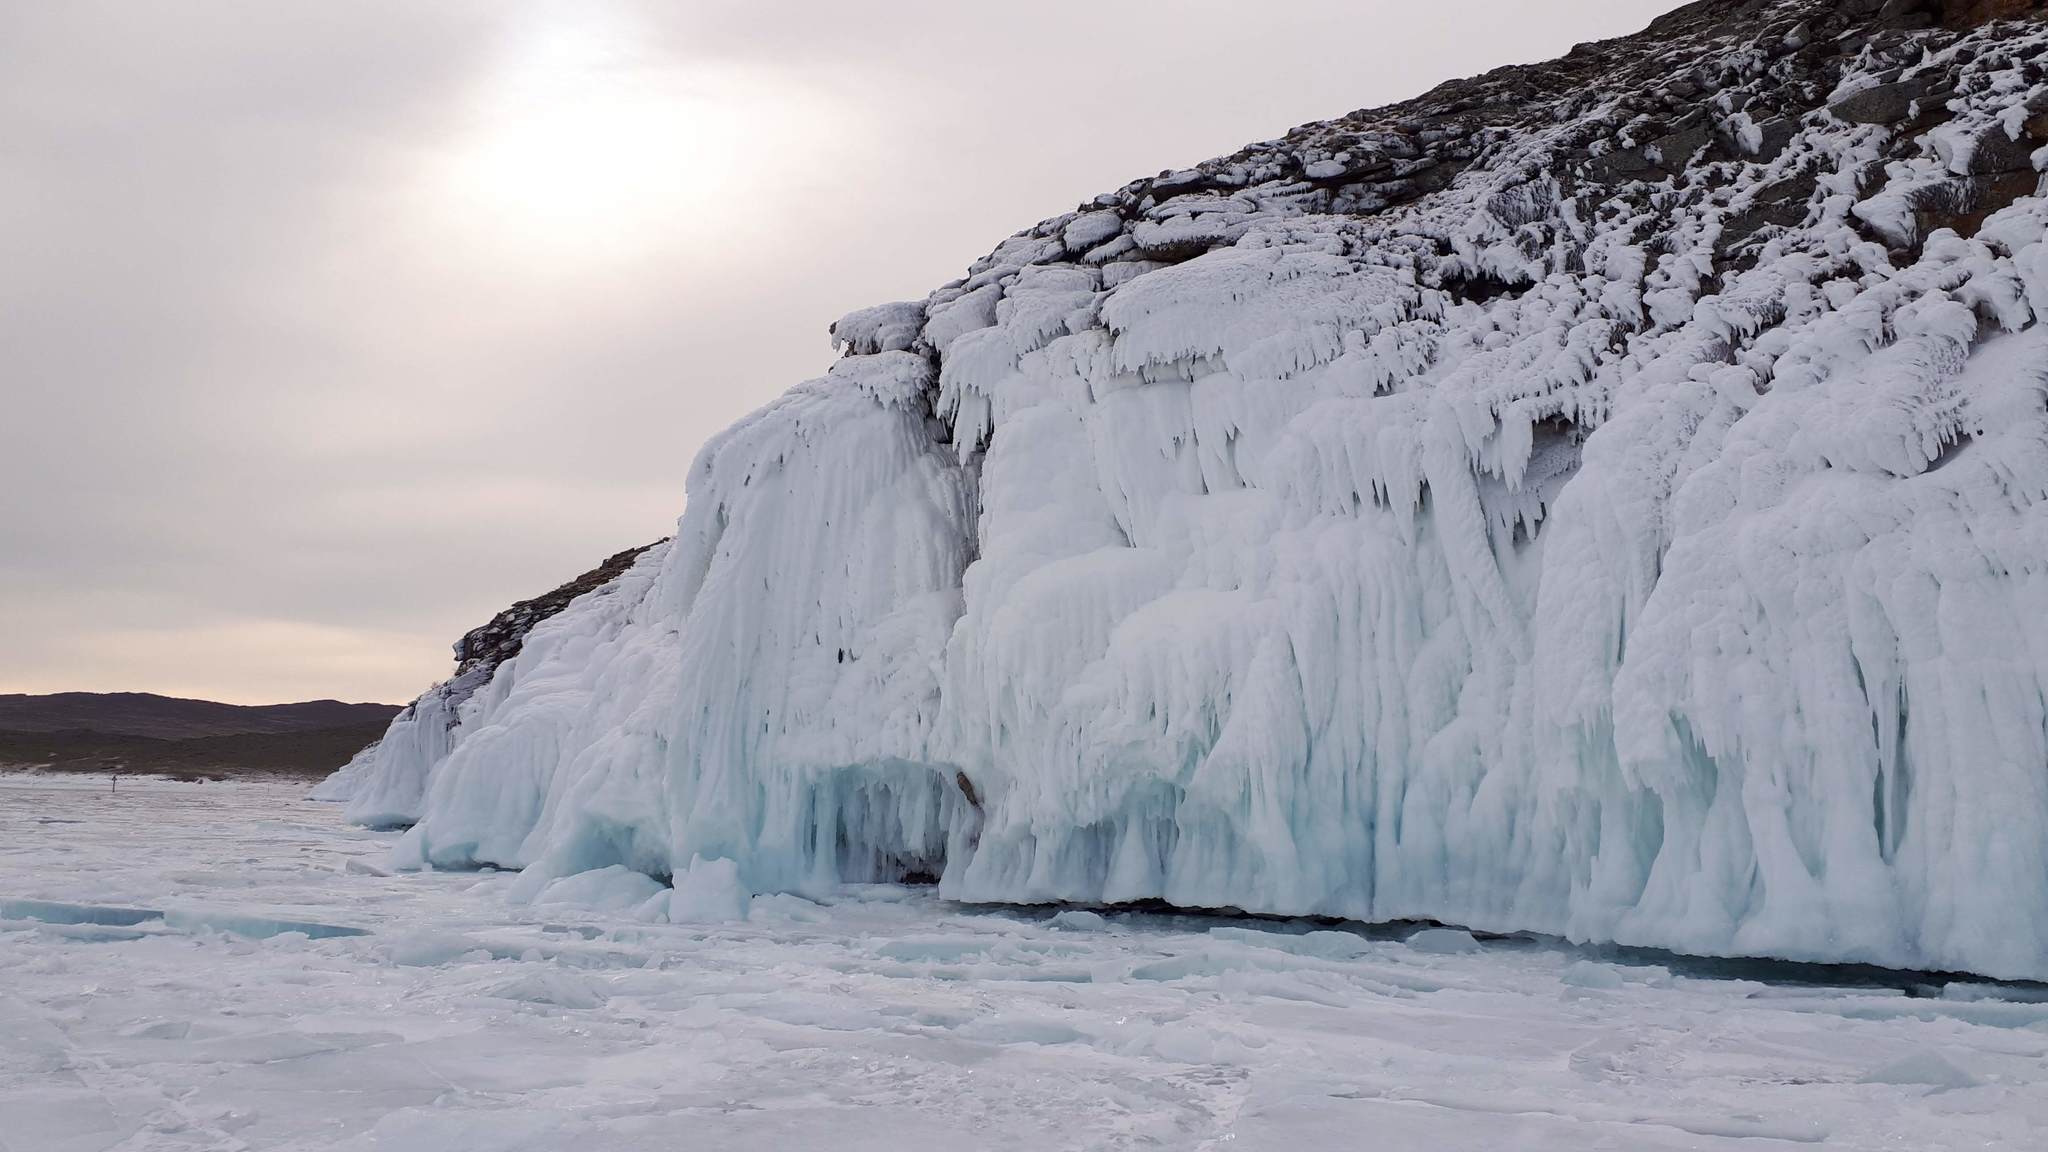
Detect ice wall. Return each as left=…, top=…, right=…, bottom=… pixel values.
left=333, top=0, right=2048, bottom=978
left=313, top=542, right=666, bottom=825
left=395, top=350, right=977, bottom=892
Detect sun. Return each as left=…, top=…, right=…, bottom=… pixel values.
left=432, top=13, right=767, bottom=267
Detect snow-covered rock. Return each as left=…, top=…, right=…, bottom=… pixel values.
left=1860, top=1049, right=1982, bottom=1091
left=312, top=542, right=664, bottom=826
left=1408, top=928, right=1485, bottom=956
left=326, top=0, right=2048, bottom=980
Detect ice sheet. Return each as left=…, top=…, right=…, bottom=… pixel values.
left=6, top=775, right=2046, bottom=1150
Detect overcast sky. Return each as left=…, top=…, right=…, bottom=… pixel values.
left=1, top=0, right=1687, bottom=705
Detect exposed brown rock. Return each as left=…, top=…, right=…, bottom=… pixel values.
left=452, top=541, right=667, bottom=680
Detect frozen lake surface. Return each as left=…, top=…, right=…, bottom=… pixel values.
left=4, top=775, right=2046, bottom=1151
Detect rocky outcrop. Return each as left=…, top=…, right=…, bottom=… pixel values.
left=1007, top=0, right=2044, bottom=293
left=343, top=0, right=2048, bottom=978
left=309, top=540, right=666, bottom=817
left=452, top=542, right=667, bottom=684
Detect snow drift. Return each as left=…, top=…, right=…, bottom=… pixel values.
left=325, top=0, right=2048, bottom=979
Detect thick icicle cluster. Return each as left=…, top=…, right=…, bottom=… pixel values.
left=325, top=0, right=2048, bottom=978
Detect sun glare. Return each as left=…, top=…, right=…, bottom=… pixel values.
left=432, top=13, right=815, bottom=268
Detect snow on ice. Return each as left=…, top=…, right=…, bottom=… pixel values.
left=322, top=1, right=2048, bottom=980
left=7, top=774, right=2048, bottom=1149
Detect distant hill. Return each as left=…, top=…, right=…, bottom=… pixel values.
left=0, top=693, right=402, bottom=779
left=0, top=692, right=400, bottom=738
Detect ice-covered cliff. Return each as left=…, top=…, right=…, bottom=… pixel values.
left=325, top=0, right=2048, bottom=978
left=310, top=542, right=664, bottom=821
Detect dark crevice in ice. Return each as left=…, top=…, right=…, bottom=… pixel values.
left=950, top=898, right=2048, bottom=996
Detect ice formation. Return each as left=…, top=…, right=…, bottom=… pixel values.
left=325, top=0, right=2048, bottom=979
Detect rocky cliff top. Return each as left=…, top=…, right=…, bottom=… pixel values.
left=451, top=541, right=667, bottom=682
left=835, top=0, right=2045, bottom=375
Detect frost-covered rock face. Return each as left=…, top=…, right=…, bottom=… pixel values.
left=312, top=542, right=664, bottom=826
left=327, top=0, right=2048, bottom=978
